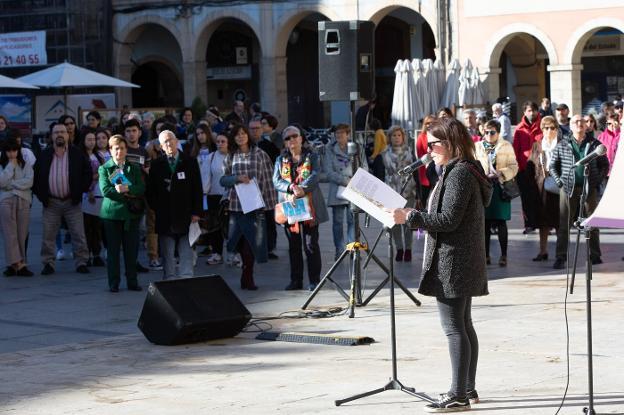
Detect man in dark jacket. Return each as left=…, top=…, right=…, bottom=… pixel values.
left=147, top=130, right=203, bottom=279
left=549, top=114, right=609, bottom=269
left=33, top=122, right=92, bottom=275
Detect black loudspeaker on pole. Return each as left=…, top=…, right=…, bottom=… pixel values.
left=318, top=20, right=375, bottom=102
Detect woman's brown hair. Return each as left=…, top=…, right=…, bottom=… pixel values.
left=427, top=117, right=475, bottom=161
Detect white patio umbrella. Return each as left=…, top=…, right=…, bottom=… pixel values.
left=391, top=60, right=405, bottom=128
left=440, top=59, right=461, bottom=108
left=0, top=74, right=39, bottom=89
left=17, top=61, right=139, bottom=109
left=18, top=62, right=138, bottom=89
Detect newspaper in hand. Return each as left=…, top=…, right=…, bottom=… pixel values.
left=235, top=178, right=265, bottom=214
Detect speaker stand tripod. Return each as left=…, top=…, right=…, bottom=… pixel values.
left=335, top=227, right=434, bottom=406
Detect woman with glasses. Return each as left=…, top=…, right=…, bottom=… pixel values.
left=526, top=116, right=560, bottom=261
left=0, top=137, right=34, bottom=277
left=475, top=120, right=518, bottom=267
left=273, top=126, right=328, bottom=291
left=390, top=117, right=492, bottom=412
left=220, top=124, right=277, bottom=290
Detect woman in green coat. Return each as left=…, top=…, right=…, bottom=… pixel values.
left=98, top=135, right=145, bottom=292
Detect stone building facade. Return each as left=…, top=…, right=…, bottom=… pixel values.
left=111, top=0, right=624, bottom=125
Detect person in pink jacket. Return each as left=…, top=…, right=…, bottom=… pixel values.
left=597, top=113, right=620, bottom=176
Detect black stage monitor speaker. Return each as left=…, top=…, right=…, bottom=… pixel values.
left=138, top=275, right=251, bottom=345
left=318, top=20, right=375, bottom=102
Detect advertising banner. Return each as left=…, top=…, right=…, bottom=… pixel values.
left=0, top=30, right=47, bottom=68
left=0, top=94, right=33, bottom=137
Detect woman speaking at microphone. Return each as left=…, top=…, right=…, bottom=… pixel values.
left=390, top=117, right=493, bottom=412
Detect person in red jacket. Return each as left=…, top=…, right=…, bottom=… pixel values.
left=415, top=115, right=436, bottom=207
left=513, top=101, right=543, bottom=233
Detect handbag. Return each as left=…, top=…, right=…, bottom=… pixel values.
left=544, top=176, right=560, bottom=195
left=499, top=179, right=520, bottom=201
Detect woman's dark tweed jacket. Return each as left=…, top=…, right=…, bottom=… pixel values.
left=407, top=159, right=493, bottom=298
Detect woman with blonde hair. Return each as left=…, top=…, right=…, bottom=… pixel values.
left=383, top=125, right=416, bottom=261
left=526, top=116, right=560, bottom=261
left=366, top=118, right=386, bottom=181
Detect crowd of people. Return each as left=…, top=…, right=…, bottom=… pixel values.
left=0, top=96, right=621, bottom=293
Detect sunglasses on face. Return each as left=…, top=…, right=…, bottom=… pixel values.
left=484, top=130, right=497, bottom=136
left=284, top=134, right=299, bottom=141
left=543, top=126, right=556, bottom=130
left=427, top=140, right=445, bottom=149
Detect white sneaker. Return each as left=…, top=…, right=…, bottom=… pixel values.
left=206, top=253, right=223, bottom=265
left=149, top=259, right=163, bottom=271
left=56, top=249, right=65, bottom=261
left=233, top=253, right=242, bottom=268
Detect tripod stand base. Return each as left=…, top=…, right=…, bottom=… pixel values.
left=335, top=378, right=434, bottom=406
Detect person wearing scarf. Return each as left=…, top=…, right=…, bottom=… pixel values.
left=382, top=125, right=417, bottom=262
left=475, top=120, right=518, bottom=267
left=273, top=126, right=328, bottom=291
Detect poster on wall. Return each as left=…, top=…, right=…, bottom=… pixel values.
left=0, top=30, right=47, bottom=68
left=35, top=93, right=116, bottom=132
left=0, top=95, right=33, bottom=137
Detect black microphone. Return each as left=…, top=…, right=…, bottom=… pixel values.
left=398, top=153, right=433, bottom=176
left=573, top=144, right=606, bottom=167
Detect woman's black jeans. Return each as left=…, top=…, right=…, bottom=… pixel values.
left=436, top=296, right=479, bottom=397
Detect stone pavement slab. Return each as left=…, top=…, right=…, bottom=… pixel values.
left=0, top=198, right=623, bottom=414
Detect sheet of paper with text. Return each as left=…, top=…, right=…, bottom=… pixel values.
left=342, top=168, right=407, bottom=228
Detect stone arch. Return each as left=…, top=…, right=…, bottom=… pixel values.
left=484, top=23, right=558, bottom=68
left=364, top=1, right=438, bottom=41
left=114, top=16, right=186, bottom=71
left=193, top=10, right=262, bottom=64
left=565, top=17, right=624, bottom=64
left=274, top=7, right=340, bottom=57
left=132, top=55, right=183, bottom=84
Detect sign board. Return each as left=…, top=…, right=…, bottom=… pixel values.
left=0, top=94, right=33, bottom=137
left=207, top=65, right=252, bottom=80
left=236, top=47, right=248, bottom=64
left=0, top=30, right=47, bottom=68
left=35, top=93, right=115, bottom=132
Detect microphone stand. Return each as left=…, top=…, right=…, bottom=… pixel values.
left=335, top=226, right=433, bottom=406
left=568, top=163, right=596, bottom=415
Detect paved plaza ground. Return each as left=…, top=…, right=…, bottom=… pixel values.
left=0, top=194, right=623, bottom=414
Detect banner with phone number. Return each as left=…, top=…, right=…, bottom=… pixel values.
left=0, top=30, right=47, bottom=68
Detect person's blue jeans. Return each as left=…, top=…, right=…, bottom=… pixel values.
left=332, top=205, right=354, bottom=254
left=160, top=233, right=194, bottom=280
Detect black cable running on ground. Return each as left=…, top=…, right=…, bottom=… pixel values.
left=554, top=169, right=575, bottom=415
left=242, top=307, right=348, bottom=333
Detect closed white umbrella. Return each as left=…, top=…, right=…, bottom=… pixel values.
left=433, top=59, right=446, bottom=108
left=391, top=60, right=405, bottom=127
left=411, top=59, right=425, bottom=125
left=458, top=59, right=474, bottom=107
left=422, top=59, right=438, bottom=118
left=391, top=60, right=418, bottom=130
left=440, top=59, right=461, bottom=108
left=470, top=66, right=486, bottom=105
